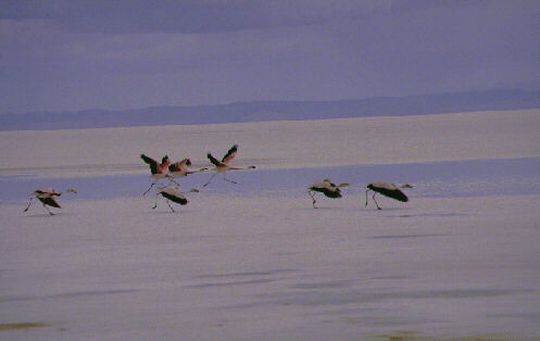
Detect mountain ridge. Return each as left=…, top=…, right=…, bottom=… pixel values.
left=2, top=89, right=539, bottom=131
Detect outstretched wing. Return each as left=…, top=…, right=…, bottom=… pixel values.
left=207, top=153, right=223, bottom=167
left=221, top=144, right=238, bottom=163
left=38, top=197, right=61, bottom=208
left=368, top=184, right=409, bottom=202
left=141, top=154, right=158, bottom=174
left=161, top=192, right=188, bottom=205
left=385, top=188, right=408, bottom=202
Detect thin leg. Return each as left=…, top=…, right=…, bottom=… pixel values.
left=23, top=197, right=34, bottom=212
left=203, top=173, right=217, bottom=187
left=372, top=193, right=381, bottom=210
left=168, top=178, right=180, bottom=186
left=308, top=190, right=317, bottom=208
left=142, top=182, right=156, bottom=196
left=187, top=167, right=208, bottom=175
left=166, top=200, right=176, bottom=213
left=223, top=174, right=238, bottom=185
left=152, top=194, right=159, bottom=210
left=43, top=204, right=55, bottom=215
left=365, top=190, right=370, bottom=207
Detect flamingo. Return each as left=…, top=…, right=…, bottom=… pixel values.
left=24, top=187, right=77, bottom=215
left=365, top=181, right=413, bottom=210
left=308, top=179, right=349, bottom=208
left=168, top=158, right=208, bottom=178
left=152, top=185, right=199, bottom=213
left=203, top=144, right=256, bottom=187
left=140, top=154, right=177, bottom=195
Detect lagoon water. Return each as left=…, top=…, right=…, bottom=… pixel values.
left=2, top=157, right=539, bottom=203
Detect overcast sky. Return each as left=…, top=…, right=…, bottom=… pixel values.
left=1, top=0, right=539, bottom=113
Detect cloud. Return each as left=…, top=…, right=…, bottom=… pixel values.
left=0, top=0, right=539, bottom=113
left=0, top=0, right=444, bottom=34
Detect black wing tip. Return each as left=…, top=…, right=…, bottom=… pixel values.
left=141, top=154, right=154, bottom=162
left=207, top=153, right=220, bottom=165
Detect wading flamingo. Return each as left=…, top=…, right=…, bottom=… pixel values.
left=308, top=179, right=349, bottom=208
left=168, top=158, right=208, bottom=178
left=203, top=144, right=255, bottom=187
left=140, top=154, right=177, bottom=195
left=365, top=181, right=413, bottom=210
left=152, top=185, right=199, bottom=213
left=24, top=187, right=77, bottom=215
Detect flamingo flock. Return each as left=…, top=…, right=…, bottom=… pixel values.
left=136, top=144, right=257, bottom=212
left=23, top=143, right=414, bottom=215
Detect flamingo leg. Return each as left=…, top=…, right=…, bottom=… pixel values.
left=43, top=204, right=55, bottom=215
left=365, top=190, right=370, bottom=207
left=188, top=168, right=208, bottom=175
left=142, top=182, right=157, bottom=196
left=223, top=174, right=238, bottom=185
left=308, top=190, right=318, bottom=208
left=203, top=173, right=217, bottom=187
left=166, top=200, right=176, bottom=213
left=152, top=194, right=159, bottom=210
left=168, top=178, right=180, bottom=186
left=23, top=197, right=34, bottom=212
left=372, top=193, right=382, bottom=210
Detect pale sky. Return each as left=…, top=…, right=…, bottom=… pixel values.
left=1, top=0, right=539, bottom=113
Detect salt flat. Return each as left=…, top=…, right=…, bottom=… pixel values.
left=1, top=109, right=539, bottom=177
left=1, top=109, right=539, bottom=339
left=1, top=194, right=540, bottom=340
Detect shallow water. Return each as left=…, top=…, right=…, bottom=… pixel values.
left=2, top=166, right=540, bottom=339
left=2, top=157, right=539, bottom=203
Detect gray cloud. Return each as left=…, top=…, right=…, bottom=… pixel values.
left=0, top=0, right=538, bottom=113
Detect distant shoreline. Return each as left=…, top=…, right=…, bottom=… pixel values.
left=1, top=89, right=539, bottom=131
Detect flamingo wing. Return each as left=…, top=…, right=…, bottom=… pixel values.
left=207, top=153, right=224, bottom=167
left=221, top=144, right=238, bottom=163
left=380, top=188, right=408, bottom=202
left=161, top=192, right=188, bottom=205
left=38, top=196, right=61, bottom=208
left=368, top=184, right=408, bottom=202
left=141, top=154, right=158, bottom=174
left=309, top=181, right=342, bottom=198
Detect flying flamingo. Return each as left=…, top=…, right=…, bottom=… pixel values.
left=365, top=181, right=413, bottom=210
left=140, top=154, right=178, bottom=195
left=308, top=179, right=349, bottom=208
left=24, top=187, right=77, bottom=215
left=168, top=158, right=208, bottom=178
left=203, top=144, right=256, bottom=187
left=152, top=185, right=199, bottom=213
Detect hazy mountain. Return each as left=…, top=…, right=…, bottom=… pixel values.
left=1, top=89, right=539, bottom=131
